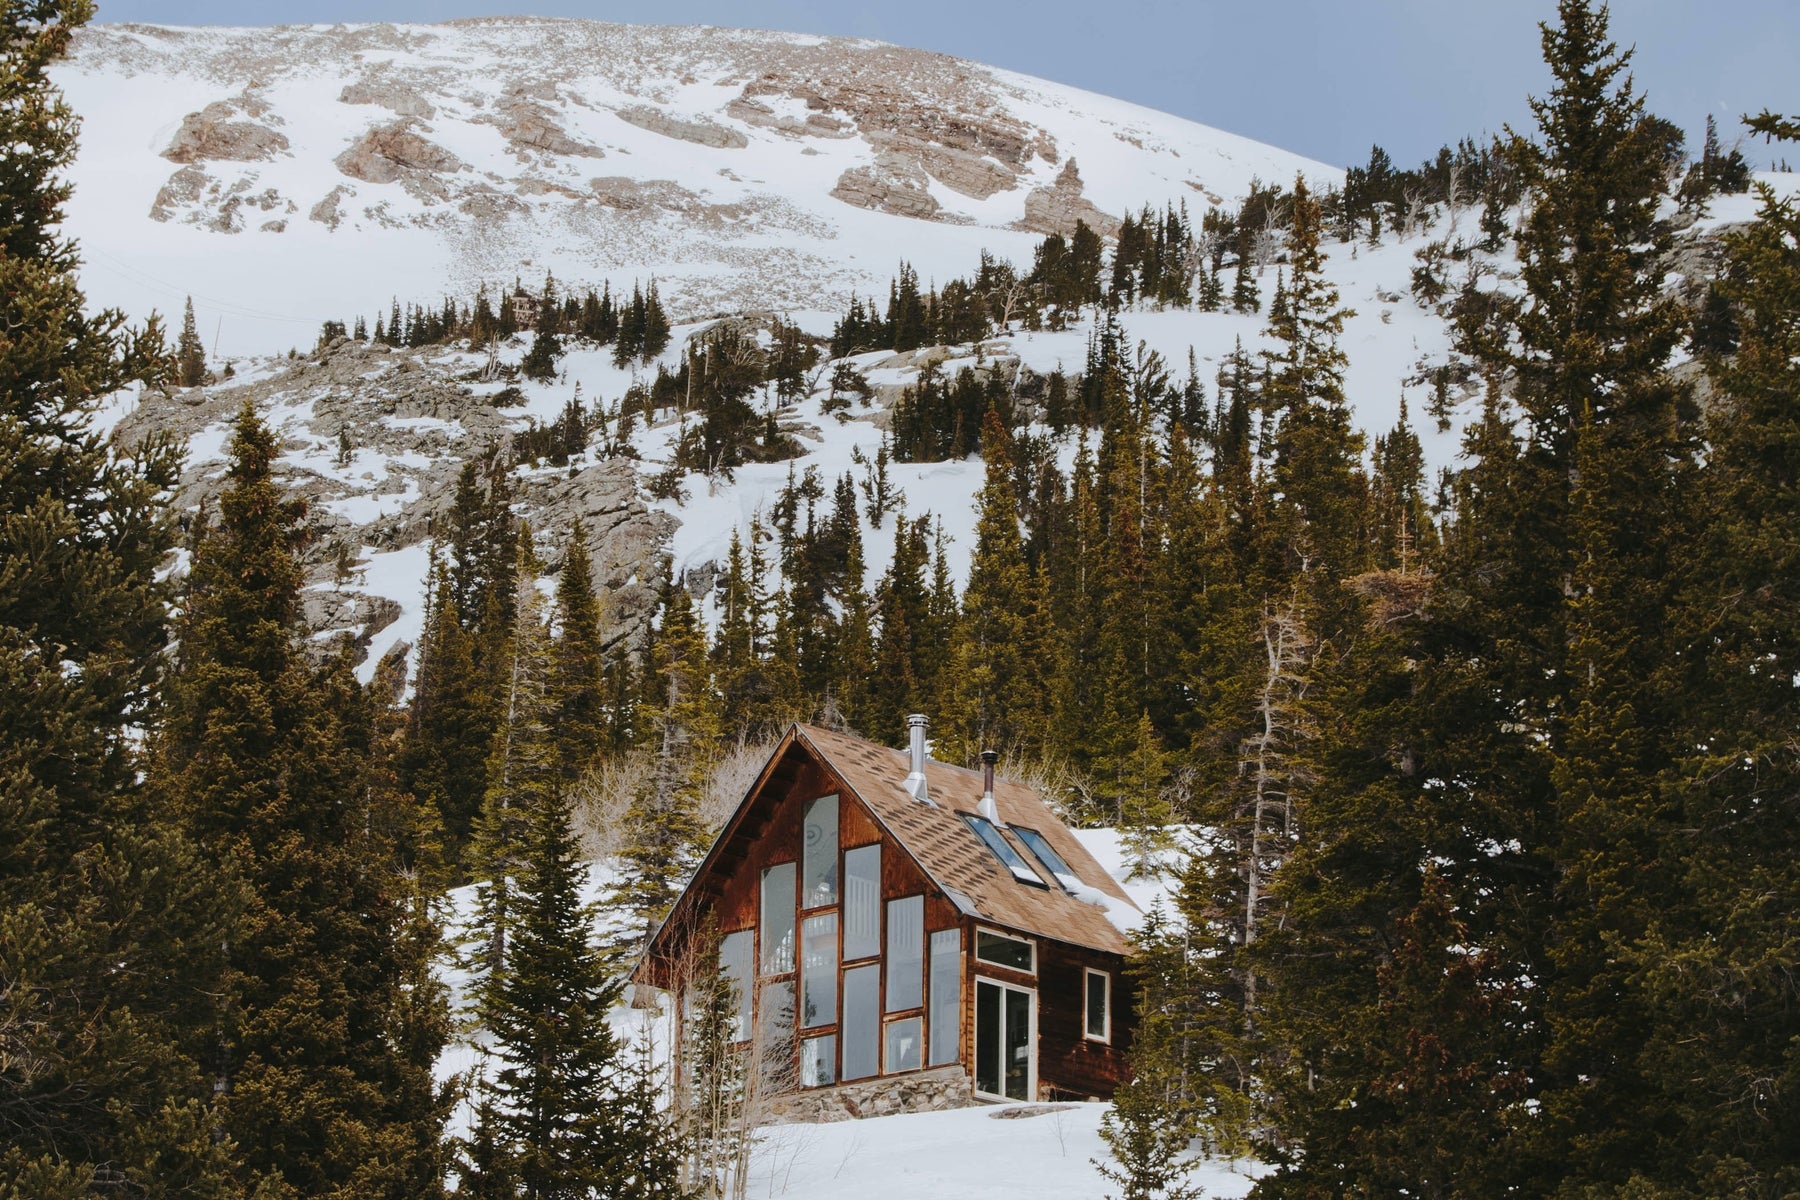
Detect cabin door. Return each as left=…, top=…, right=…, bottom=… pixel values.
left=974, top=978, right=1035, bottom=1101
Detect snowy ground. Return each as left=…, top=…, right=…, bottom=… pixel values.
left=435, top=823, right=1201, bottom=1195
left=742, top=1102, right=1256, bottom=1200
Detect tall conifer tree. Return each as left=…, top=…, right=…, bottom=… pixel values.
left=0, top=4, right=233, bottom=1191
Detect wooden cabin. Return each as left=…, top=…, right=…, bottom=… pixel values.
left=636, top=717, right=1139, bottom=1120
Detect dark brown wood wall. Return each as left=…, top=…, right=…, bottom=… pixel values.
left=1034, top=938, right=1132, bottom=1098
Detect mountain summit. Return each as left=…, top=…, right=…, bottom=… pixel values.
left=59, top=18, right=1333, bottom=354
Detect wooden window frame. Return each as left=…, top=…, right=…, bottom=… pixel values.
left=974, top=926, right=1037, bottom=975
left=1083, top=967, right=1111, bottom=1044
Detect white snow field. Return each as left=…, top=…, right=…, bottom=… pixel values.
left=54, top=18, right=1335, bottom=360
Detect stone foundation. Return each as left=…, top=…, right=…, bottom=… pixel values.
left=761, top=1065, right=974, bottom=1124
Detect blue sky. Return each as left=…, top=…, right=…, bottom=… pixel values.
left=90, top=1, right=1799, bottom=170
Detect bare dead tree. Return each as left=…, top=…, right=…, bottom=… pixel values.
left=1401, top=188, right=1430, bottom=241
left=1445, top=158, right=1466, bottom=236
left=1237, top=588, right=1316, bottom=1021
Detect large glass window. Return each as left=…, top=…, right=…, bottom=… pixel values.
left=719, top=930, right=753, bottom=1041
left=962, top=813, right=1046, bottom=886
left=802, top=795, right=839, bottom=907
left=760, top=862, right=795, bottom=974
left=801, top=913, right=838, bottom=1029
left=801, top=1035, right=836, bottom=1088
left=885, top=1017, right=922, bottom=1074
left=757, top=979, right=795, bottom=1081
left=844, top=844, right=881, bottom=960
left=975, top=928, right=1035, bottom=973
left=885, top=896, right=924, bottom=1012
left=1085, top=969, right=1111, bottom=1042
left=841, top=964, right=880, bottom=1080
left=1012, top=825, right=1083, bottom=893
left=928, top=929, right=961, bottom=1066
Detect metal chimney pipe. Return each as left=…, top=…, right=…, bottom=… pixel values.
left=904, top=714, right=931, bottom=804
left=978, top=749, right=1000, bottom=823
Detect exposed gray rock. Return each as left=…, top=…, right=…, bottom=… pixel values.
left=1017, top=157, right=1120, bottom=238
left=163, top=99, right=290, bottom=164
left=310, top=184, right=353, bottom=228
left=831, top=150, right=941, bottom=221
left=761, top=1065, right=976, bottom=1124
left=617, top=105, right=748, bottom=150
left=114, top=338, right=672, bottom=664
left=339, top=77, right=436, bottom=119
left=149, top=164, right=209, bottom=221
left=335, top=121, right=463, bottom=185
left=486, top=91, right=604, bottom=159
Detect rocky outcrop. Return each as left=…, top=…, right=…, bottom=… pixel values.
left=587, top=175, right=702, bottom=213
left=1017, top=158, right=1120, bottom=238
left=114, top=337, right=673, bottom=660
left=163, top=100, right=289, bottom=163
left=486, top=94, right=603, bottom=159
left=616, top=105, right=748, bottom=150
left=335, top=121, right=463, bottom=184
left=889, top=135, right=1016, bottom=200
left=309, top=184, right=353, bottom=228
left=831, top=150, right=940, bottom=221
left=724, top=95, right=853, bottom=140
left=149, top=164, right=209, bottom=221
left=339, top=77, right=436, bottom=119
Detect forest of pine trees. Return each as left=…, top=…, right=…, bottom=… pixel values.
left=6, top=1, right=1795, bottom=1197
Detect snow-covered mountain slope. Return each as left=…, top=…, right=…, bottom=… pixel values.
left=70, top=20, right=1780, bottom=691
left=57, top=18, right=1336, bottom=359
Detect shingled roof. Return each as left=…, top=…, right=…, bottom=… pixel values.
left=796, top=724, right=1137, bottom=956
left=664, top=723, right=1138, bottom=959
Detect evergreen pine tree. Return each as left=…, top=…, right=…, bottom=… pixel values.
left=613, top=582, right=716, bottom=950
left=0, top=6, right=235, bottom=1189
left=551, top=522, right=609, bottom=783
left=177, top=294, right=207, bottom=386
left=1624, top=153, right=1800, bottom=1195
left=480, top=786, right=631, bottom=1197
left=470, top=531, right=557, bottom=991
left=158, top=404, right=450, bottom=1197
left=940, top=411, right=1036, bottom=763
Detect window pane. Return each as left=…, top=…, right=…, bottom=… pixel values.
left=1004, top=987, right=1031, bottom=1100
left=801, top=1035, right=836, bottom=1088
left=844, top=845, right=881, bottom=960
left=760, top=863, right=795, bottom=974
left=885, top=896, right=924, bottom=1012
left=1013, top=826, right=1083, bottom=892
left=962, top=813, right=1046, bottom=885
left=1086, top=971, right=1109, bottom=1040
left=802, top=795, right=839, bottom=907
left=719, top=930, right=753, bottom=1041
left=975, top=981, right=1001, bottom=1096
left=975, top=929, right=1034, bottom=973
left=885, top=1017, right=922, bottom=1074
left=928, top=929, right=961, bottom=1066
left=758, top=979, right=795, bottom=1092
left=801, top=913, right=838, bottom=1029
left=842, top=964, right=880, bottom=1081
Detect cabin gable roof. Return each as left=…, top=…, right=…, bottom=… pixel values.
left=652, top=723, right=1137, bottom=963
